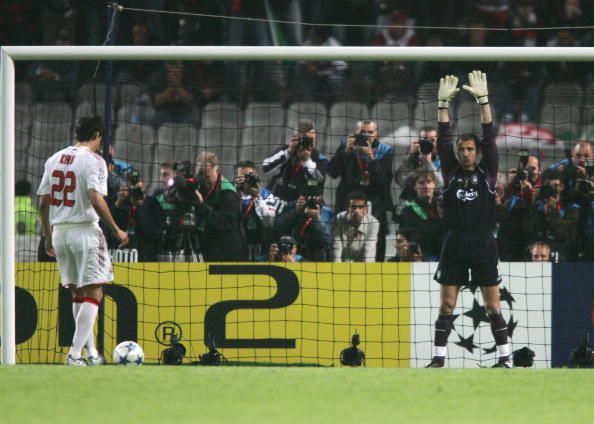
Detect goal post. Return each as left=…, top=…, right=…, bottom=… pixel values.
left=2, top=45, right=594, bottom=365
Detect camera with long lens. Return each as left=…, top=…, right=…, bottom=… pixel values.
left=305, top=196, right=320, bottom=209
left=128, top=170, right=144, bottom=201
left=298, top=134, right=314, bottom=150
left=516, top=150, right=530, bottom=181
left=243, top=172, right=260, bottom=188
left=539, top=184, right=557, bottom=199
left=356, top=132, right=368, bottom=147
left=166, top=160, right=201, bottom=208
left=278, top=236, right=295, bottom=256
left=419, top=137, right=433, bottom=155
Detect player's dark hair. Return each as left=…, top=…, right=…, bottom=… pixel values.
left=457, top=133, right=480, bottom=150
left=75, top=116, right=104, bottom=142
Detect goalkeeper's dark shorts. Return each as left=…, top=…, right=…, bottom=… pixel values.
left=433, top=231, right=502, bottom=287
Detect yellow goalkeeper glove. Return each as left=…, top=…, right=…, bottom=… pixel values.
left=462, top=70, right=489, bottom=105
left=438, top=75, right=460, bottom=109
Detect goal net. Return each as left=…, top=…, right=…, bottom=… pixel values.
left=3, top=45, right=593, bottom=367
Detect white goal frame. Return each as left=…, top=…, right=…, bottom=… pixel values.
left=2, top=45, right=594, bottom=365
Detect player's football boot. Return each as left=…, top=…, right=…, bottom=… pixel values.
left=87, top=355, right=106, bottom=366
left=425, top=357, right=445, bottom=368
left=492, top=358, right=513, bottom=368
left=65, top=354, right=88, bottom=366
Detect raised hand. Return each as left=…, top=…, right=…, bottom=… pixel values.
left=462, top=70, right=489, bottom=104
left=438, top=75, right=460, bottom=109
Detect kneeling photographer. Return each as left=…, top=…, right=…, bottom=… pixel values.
left=193, top=151, right=246, bottom=261
left=113, top=169, right=162, bottom=261
left=274, top=193, right=332, bottom=261
left=258, top=235, right=303, bottom=263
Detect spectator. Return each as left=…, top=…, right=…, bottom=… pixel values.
left=263, top=119, right=328, bottom=202
left=372, top=10, right=418, bottom=47
left=328, top=119, right=394, bottom=261
left=293, top=26, right=348, bottom=100
left=398, top=171, right=446, bottom=259
left=386, top=228, right=424, bottom=262
left=194, top=151, right=246, bottom=261
left=15, top=179, right=38, bottom=235
left=29, top=30, right=79, bottom=102
left=274, top=193, right=332, bottom=261
left=333, top=191, right=380, bottom=263
left=151, top=61, right=197, bottom=126
left=235, top=160, right=285, bottom=260
left=395, top=126, right=444, bottom=198
left=529, top=241, right=552, bottom=261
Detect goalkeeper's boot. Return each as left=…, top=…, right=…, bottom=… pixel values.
left=492, top=357, right=513, bottom=368
left=425, top=356, right=445, bottom=368
left=87, top=355, right=106, bottom=366
left=65, top=354, right=88, bottom=367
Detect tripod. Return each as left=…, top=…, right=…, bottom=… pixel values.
left=161, top=211, right=204, bottom=262
left=171, top=225, right=204, bottom=262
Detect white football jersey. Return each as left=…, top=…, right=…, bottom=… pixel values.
left=37, top=145, right=108, bottom=226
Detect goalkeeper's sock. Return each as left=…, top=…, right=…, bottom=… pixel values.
left=72, top=296, right=99, bottom=358
left=433, top=314, right=455, bottom=357
left=71, top=297, right=100, bottom=357
left=489, top=313, right=510, bottom=360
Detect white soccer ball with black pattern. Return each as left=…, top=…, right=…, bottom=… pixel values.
left=112, top=341, right=144, bottom=366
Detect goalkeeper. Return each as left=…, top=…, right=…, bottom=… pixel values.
left=427, top=71, right=511, bottom=368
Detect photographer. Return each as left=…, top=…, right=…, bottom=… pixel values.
left=386, top=228, right=424, bottom=262
left=112, top=169, right=162, bottom=261
left=503, top=152, right=541, bottom=204
left=194, top=151, right=246, bottom=261
left=398, top=172, right=446, bottom=260
left=258, top=235, right=303, bottom=263
left=546, top=141, right=592, bottom=205
left=395, top=127, right=444, bottom=196
left=333, top=191, right=379, bottom=263
left=235, top=160, right=285, bottom=260
left=274, top=191, right=332, bottom=261
left=532, top=170, right=579, bottom=260
left=263, top=119, right=328, bottom=202
left=497, top=154, right=541, bottom=260
left=328, top=119, right=393, bottom=261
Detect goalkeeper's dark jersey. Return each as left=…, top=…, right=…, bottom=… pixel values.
left=436, top=122, right=498, bottom=235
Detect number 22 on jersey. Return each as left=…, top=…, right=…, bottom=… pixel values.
left=50, top=170, right=77, bottom=207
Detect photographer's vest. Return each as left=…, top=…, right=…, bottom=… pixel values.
left=197, top=176, right=237, bottom=232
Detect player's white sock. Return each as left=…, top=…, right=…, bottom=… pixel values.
left=72, top=297, right=98, bottom=358
left=497, top=343, right=510, bottom=359
left=71, top=298, right=100, bottom=356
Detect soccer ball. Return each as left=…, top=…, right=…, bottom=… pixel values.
left=112, top=341, right=144, bottom=366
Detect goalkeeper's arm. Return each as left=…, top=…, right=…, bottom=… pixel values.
left=437, top=75, right=459, bottom=123
left=462, top=70, right=492, bottom=124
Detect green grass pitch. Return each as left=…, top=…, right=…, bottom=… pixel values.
left=0, top=366, right=592, bottom=423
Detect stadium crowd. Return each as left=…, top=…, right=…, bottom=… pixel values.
left=5, top=0, right=594, bottom=262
